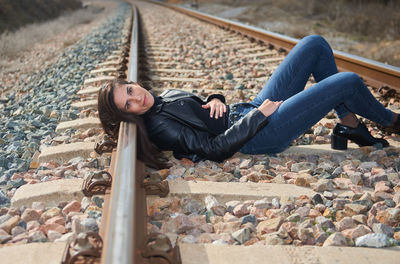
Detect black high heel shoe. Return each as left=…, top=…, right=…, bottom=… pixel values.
left=331, top=121, right=389, bottom=150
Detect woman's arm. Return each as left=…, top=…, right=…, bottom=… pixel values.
left=149, top=108, right=269, bottom=162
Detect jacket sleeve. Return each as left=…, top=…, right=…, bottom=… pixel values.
left=205, top=94, right=226, bottom=104
left=151, top=108, right=269, bottom=162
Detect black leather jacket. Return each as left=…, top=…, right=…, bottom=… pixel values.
left=144, top=89, right=269, bottom=162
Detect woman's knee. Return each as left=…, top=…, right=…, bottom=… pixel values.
left=300, top=35, right=329, bottom=48
left=336, top=72, right=363, bottom=87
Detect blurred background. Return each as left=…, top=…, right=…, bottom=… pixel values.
left=0, top=0, right=399, bottom=66
left=173, top=0, right=400, bottom=67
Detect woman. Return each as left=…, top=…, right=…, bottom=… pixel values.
left=98, top=35, right=399, bottom=169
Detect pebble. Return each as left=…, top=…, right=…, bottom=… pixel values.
left=322, top=232, right=348, bottom=247
left=231, top=227, right=251, bottom=244
left=355, top=233, right=399, bottom=248
left=0, top=2, right=129, bottom=192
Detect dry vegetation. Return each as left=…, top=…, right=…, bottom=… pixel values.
left=0, top=6, right=103, bottom=59
left=193, top=0, right=400, bottom=67
left=0, top=0, right=82, bottom=33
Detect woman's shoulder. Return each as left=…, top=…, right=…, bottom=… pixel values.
left=160, top=89, right=194, bottom=97
left=160, top=89, right=204, bottom=102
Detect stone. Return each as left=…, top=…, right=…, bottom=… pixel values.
left=312, top=194, right=325, bottom=205
left=180, top=235, right=197, bottom=244
left=364, top=174, right=388, bottom=188
left=315, top=216, right=335, bottom=230
left=348, top=171, right=363, bottom=185
left=342, top=225, right=371, bottom=239
left=253, top=199, right=272, bottom=210
left=204, top=195, right=225, bottom=216
left=256, top=217, right=283, bottom=235
left=225, top=201, right=241, bottom=213
left=294, top=207, right=310, bottom=218
left=336, top=217, right=356, bottom=232
left=322, top=232, right=348, bottom=247
left=352, top=214, right=367, bottom=225
left=239, top=159, right=254, bottom=169
left=40, top=207, right=62, bottom=223
left=286, top=213, right=300, bottom=223
left=0, top=215, right=20, bottom=234
left=166, top=214, right=194, bottom=234
left=376, top=208, right=400, bottom=226
left=45, top=216, right=65, bottom=226
left=272, top=198, right=280, bottom=209
left=264, top=232, right=285, bottom=245
left=344, top=203, right=368, bottom=216
left=29, top=230, right=48, bottom=242
left=355, top=233, right=399, bottom=248
left=81, top=218, right=98, bottom=232
left=333, top=178, right=352, bottom=190
left=47, top=230, right=62, bottom=242
left=41, top=223, right=67, bottom=235
left=359, top=162, right=378, bottom=171
left=21, top=208, right=40, bottom=222
left=182, top=199, right=204, bottom=215
left=291, top=162, right=316, bottom=172
left=81, top=197, right=91, bottom=211
left=232, top=203, right=250, bottom=217
left=332, top=199, right=350, bottom=210
left=372, top=223, right=394, bottom=237
left=62, top=200, right=81, bottom=215
left=231, top=227, right=251, bottom=244
left=375, top=181, right=393, bottom=193
left=91, top=196, right=104, bottom=208
left=204, top=172, right=234, bottom=182
left=54, top=232, right=75, bottom=243
left=11, top=226, right=25, bottom=236
left=294, top=173, right=317, bottom=187
left=298, top=227, right=315, bottom=245
left=323, top=191, right=336, bottom=200
left=26, top=220, right=40, bottom=231
left=214, top=221, right=241, bottom=234
left=239, top=214, right=257, bottom=226
left=0, top=190, right=10, bottom=207
left=311, top=179, right=334, bottom=192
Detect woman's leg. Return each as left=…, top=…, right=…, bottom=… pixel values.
left=241, top=72, right=394, bottom=154
left=250, top=35, right=350, bottom=119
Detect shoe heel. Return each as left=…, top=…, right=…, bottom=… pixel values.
left=331, top=134, right=348, bottom=150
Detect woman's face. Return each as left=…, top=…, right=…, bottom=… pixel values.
left=113, top=83, right=154, bottom=115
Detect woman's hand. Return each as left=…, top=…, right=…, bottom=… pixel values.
left=258, top=99, right=283, bottom=117
left=202, top=98, right=227, bottom=119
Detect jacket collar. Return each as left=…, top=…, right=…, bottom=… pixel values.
left=142, top=91, right=163, bottom=117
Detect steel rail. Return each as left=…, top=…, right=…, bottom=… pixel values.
left=150, top=0, right=400, bottom=92
left=101, top=5, right=147, bottom=264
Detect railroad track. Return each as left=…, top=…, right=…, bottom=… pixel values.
left=1, top=0, right=400, bottom=263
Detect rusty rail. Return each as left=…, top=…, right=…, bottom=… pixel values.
left=150, top=0, right=400, bottom=92
left=100, top=5, right=148, bottom=264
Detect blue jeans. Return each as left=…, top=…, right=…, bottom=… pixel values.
left=233, top=35, right=393, bottom=154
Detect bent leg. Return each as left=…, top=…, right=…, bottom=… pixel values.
left=251, top=35, right=338, bottom=105
left=241, top=72, right=393, bottom=154
left=251, top=35, right=350, bottom=118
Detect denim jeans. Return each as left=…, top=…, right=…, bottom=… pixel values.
left=232, top=35, right=393, bottom=154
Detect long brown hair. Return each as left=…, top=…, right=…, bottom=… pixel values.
left=97, top=79, right=167, bottom=169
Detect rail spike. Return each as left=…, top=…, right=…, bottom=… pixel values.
left=142, top=180, right=170, bottom=197
left=94, top=137, right=117, bottom=155
left=82, top=170, right=112, bottom=196
left=62, top=231, right=103, bottom=264
left=140, top=233, right=181, bottom=264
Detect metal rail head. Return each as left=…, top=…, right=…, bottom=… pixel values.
left=102, top=5, right=143, bottom=264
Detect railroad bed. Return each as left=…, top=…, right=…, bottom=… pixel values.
left=1, top=0, right=400, bottom=263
